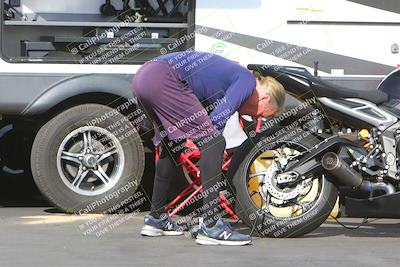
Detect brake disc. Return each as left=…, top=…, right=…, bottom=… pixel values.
left=260, top=165, right=305, bottom=201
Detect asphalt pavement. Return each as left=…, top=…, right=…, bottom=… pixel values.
left=1, top=205, right=399, bottom=267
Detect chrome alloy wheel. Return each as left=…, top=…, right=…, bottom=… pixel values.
left=56, top=126, right=125, bottom=196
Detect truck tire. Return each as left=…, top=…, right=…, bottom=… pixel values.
left=31, top=104, right=145, bottom=214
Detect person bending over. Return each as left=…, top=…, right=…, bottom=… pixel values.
left=132, top=51, right=285, bottom=246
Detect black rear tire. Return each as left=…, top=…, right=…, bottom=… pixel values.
left=231, top=131, right=338, bottom=237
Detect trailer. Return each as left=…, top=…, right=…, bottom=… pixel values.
left=0, top=0, right=398, bottom=213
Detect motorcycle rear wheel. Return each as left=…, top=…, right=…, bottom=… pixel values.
left=232, top=134, right=338, bottom=237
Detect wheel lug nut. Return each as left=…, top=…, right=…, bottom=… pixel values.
left=78, top=157, right=83, bottom=160
left=86, top=149, right=90, bottom=153
left=83, top=167, right=87, bottom=170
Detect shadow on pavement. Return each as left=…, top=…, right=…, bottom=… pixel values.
left=305, top=219, right=400, bottom=238
left=235, top=218, right=400, bottom=239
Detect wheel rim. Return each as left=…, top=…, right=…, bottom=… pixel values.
left=57, top=126, right=125, bottom=196
left=246, top=141, right=325, bottom=219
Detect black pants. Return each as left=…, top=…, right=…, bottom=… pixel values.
left=150, top=133, right=226, bottom=227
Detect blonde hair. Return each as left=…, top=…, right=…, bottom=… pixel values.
left=253, top=71, right=286, bottom=115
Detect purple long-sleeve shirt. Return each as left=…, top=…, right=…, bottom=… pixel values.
left=155, top=51, right=256, bottom=131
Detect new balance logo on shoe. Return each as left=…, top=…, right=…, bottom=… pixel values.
left=165, top=222, right=174, bottom=230
left=219, top=231, right=232, bottom=240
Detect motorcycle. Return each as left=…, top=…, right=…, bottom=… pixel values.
left=228, top=64, right=400, bottom=237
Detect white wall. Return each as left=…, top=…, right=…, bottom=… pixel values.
left=195, top=0, right=400, bottom=72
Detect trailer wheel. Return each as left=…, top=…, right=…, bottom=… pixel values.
left=31, top=104, right=145, bottom=214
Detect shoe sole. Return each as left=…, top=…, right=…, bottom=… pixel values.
left=140, top=225, right=183, bottom=237
left=195, top=234, right=251, bottom=246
